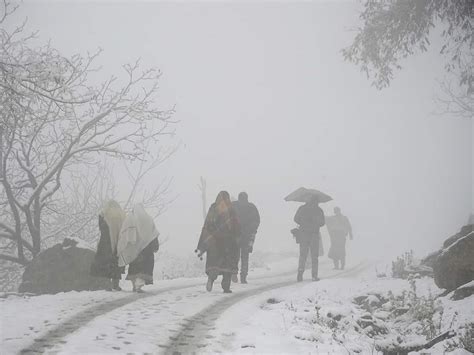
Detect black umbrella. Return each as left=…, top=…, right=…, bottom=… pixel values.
left=284, top=187, right=332, bottom=203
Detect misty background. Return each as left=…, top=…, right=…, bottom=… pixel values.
left=12, top=0, right=472, bottom=258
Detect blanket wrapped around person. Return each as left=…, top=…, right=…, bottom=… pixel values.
left=117, top=204, right=159, bottom=292
left=196, top=191, right=240, bottom=292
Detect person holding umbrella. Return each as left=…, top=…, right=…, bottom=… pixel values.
left=286, top=188, right=330, bottom=282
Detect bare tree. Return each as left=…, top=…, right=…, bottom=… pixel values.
left=0, top=3, right=176, bottom=265
left=198, top=176, right=207, bottom=221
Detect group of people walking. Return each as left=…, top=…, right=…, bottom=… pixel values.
left=196, top=191, right=260, bottom=293
left=90, top=201, right=160, bottom=293
left=292, top=198, right=353, bottom=282
left=90, top=191, right=352, bottom=294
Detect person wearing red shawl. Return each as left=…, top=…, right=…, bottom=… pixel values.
left=197, top=191, right=241, bottom=293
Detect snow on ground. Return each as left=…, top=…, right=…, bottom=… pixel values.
left=0, top=256, right=298, bottom=354
left=1, top=256, right=472, bottom=354
left=210, top=263, right=473, bottom=354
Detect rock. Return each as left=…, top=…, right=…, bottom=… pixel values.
left=18, top=240, right=110, bottom=294
left=451, top=281, right=474, bottom=301
left=374, top=310, right=391, bottom=320
left=392, top=307, right=409, bottom=317
left=431, top=224, right=474, bottom=291
left=353, top=295, right=367, bottom=305
left=366, top=294, right=381, bottom=306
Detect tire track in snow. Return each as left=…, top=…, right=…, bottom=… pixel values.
left=18, top=283, right=201, bottom=354
left=165, top=261, right=370, bottom=354
left=16, top=267, right=298, bottom=354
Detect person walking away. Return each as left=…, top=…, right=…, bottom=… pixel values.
left=327, top=207, right=353, bottom=270
left=231, top=192, right=260, bottom=284
left=90, top=200, right=126, bottom=291
left=197, top=191, right=240, bottom=293
left=294, top=197, right=325, bottom=282
left=117, top=204, right=160, bottom=293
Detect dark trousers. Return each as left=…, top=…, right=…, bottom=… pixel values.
left=221, top=272, right=231, bottom=291
left=333, top=256, right=346, bottom=269
left=298, top=236, right=319, bottom=278
left=237, top=246, right=250, bottom=277
left=209, top=272, right=232, bottom=291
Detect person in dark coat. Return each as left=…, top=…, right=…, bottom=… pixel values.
left=197, top=191, right=240, bottom=293
left=327, top=207, right=353, bottom=270
left=231, top=192, right=260, bottom=284
left=294, top=197, right=325, bottom=282
left=90, top=200, right=126, bottom=290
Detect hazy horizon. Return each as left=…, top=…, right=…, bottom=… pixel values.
left=10, top=0, right=473, bottom=260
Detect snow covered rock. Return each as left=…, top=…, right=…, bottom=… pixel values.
left=431, top=224, right=474, bottom=291
left=18, top=239, right=110, bottom=294
left=451, top=280, right=474, bottom=301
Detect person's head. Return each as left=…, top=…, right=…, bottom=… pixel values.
left=334, top=206, right=341, bottom=215
left=216, top=191, right=231, bottom=204
left=238, top=192, right=248, bottom=203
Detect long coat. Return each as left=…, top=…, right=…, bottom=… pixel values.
left=232, top=200, right=260, bottom=248
left=90, top=216, right=124, bottom=279
left=126, top=238, right=159, bottom=284
left=327, top=214, right=352, bottom=261
left=197, top=203, right=241, bottom=277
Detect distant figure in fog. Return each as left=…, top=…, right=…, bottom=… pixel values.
left=231, top=192, right=260, bottom=284
left=90, top=200, right=126, bottom=291
left=197, top=191, right=240, bottom=293
left=294, top=197, right=325, bottom=282
left=327, top=207, right=353, bottom=270
left=117, top=204, right=159, bottom=293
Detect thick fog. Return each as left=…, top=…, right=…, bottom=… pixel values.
left=13, top=1, right=472, bottom=259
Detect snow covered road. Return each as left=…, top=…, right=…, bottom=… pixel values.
left=2, top=259, right=370, bottom=354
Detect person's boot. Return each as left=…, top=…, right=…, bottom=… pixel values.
left=312, top=276, right=320, bottom=281
left=206, top=276, right=214, bottom=292
left=112, top=279, right=122, bottom=291
left=333, top=260, right=339, bottom=270
left=231, top=274, right=239, bottom=283
left=240, top=275, right=247, bottom=284
left=222, top=274, right=232, bottom=293
left=297, top=271, right=303, bottom=282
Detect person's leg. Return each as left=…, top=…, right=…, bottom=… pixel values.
left=221, top=272, right=232, bottom=293
left=310, top=237, right=319, bottom=280
left=112, top=278, right=121, bottom=291
left=298, top=240, right=309, bottom=281
left=341, top=237, right=347, bottom=269
left=135, top=277, right=145, bottom=293
left=240, top=247, right=250, bottom=283
left=332, top=258, right=339, bottom=269
left=206, top=271, right=217, bottom=292
left=232, top=246, right=241, bottom=283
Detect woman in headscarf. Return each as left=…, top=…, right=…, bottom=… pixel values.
left=90, top=200, right=126, bottom=290
left=197, top=191, right=241, bottom=293
left=117, top=204, right=159, bottom=293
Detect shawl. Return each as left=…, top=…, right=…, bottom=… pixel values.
left=99, top=200, right=126, bottom=253
left=117, top=204, right=160, bottom=267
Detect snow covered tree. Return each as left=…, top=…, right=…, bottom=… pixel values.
left=0, top=1, right=175, bottom=266
left=343, top=0, right=473, bottom=118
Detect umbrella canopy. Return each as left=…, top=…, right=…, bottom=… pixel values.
left=284, top=187, right=332, bottom=203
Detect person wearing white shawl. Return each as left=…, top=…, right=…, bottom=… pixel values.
left=90, top=200, right=126, bottom=290
left=117, top=204, right=159, bottom=292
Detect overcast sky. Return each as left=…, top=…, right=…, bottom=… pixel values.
left=12, top=1, right=473, bottom=259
